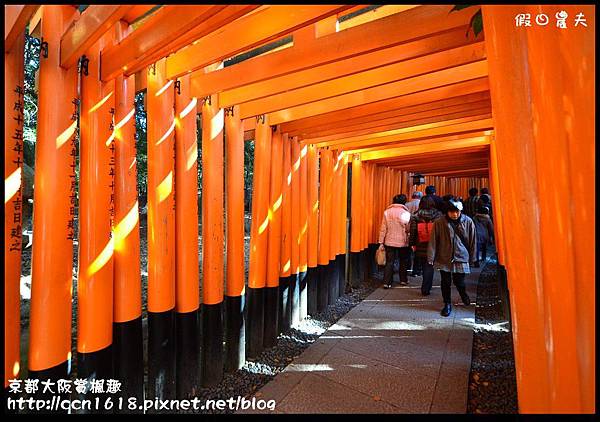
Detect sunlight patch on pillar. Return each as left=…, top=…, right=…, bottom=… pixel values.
left=157, top=171, right=173, bottom=203
left=56, top=120, right=78, bottom=148
left=210, top=109, right=224, bottom=141
left=5, top=167, right=21, bottom=204
left=88, top=91, right=114, bottom=114
left=113, top=201, right=139, bottom=251
left=155, top=80, right=173, bottom=97
left=179, top=98, right=198, bottom=120
left=86, top=237, right=114, bottom=278
left=156, top=120, right=176, bottom=146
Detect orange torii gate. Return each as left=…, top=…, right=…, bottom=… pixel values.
left=4, top=4, right=594, bottom=414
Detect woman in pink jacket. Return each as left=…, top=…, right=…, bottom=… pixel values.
left=378, top=194, right=413, bottom=288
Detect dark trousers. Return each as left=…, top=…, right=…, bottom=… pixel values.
left=440, top=271, right=467, bottom=304
left=416, top=256, right=434, bottom=294
left=478, top=242, right=487, bottom=262
left=383, top=246, right=411, bottom=285
left=411, top=249, right=421, bottom=275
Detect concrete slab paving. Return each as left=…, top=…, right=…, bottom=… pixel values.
left=241, top=265, right=483, bottom=414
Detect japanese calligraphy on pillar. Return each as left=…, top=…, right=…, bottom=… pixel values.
left=10, top=85, right=25, bottom=251
left=67, top=98, right=79, bottom=241
left=108, top=107, right=116, bottom=235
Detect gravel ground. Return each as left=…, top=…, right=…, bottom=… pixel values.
left=467, top=256, right=518, bottom=414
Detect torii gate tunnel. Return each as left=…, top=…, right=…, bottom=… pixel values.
left=4, top=4, right=595, bottom=413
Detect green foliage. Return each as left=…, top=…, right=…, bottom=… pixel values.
left=244, top=140, right=255, bottom=212
left=134, top=91, right=147, bottom=199
left=451, top=5, right=483, bottom=37
left=23, top=30, right=41, bottom=169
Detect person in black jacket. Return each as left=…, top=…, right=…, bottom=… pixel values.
left=423, top=185, right=445, bottom=213
left=409, top=196, right=442, bottom=295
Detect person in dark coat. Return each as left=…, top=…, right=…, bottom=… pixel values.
left=427, top=199, right=477, bottom=317
left=409, top=196, right=442, bottom=296
left=473, top=206, right=494, bottom=267
left=463, top=187, right=481, bottom=218
left=423, top=185, right=445, bottom=213
left=479, top=193, right=493, bottom=222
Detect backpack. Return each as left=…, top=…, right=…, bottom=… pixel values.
left=417, top=221, right=433, bottom=243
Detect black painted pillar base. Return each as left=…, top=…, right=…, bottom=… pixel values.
left=367, top=244, right=378, bottom=278
left=176, top=310, right=200, bottom=397
left=225, top=295, right=245, bottom=372
left=359, top=249, right=368, bottom=282
left=306, top=267, right=318, bottom=316
left=317, top=264, right=329, bottom=313
left=202, top=302, right=224, bottom=387
left=246, top=287, right=265, bottom=359
left=298, top=271, right=308, bottom=321
left=278, top=277, right=291, bottom=334
left=328, top=259, right=339, bottom=304
left=77, top=346, right=114, bottom=414
left=263, top=286, right=280, bottom=349
left=337, top=254, right=347, bottom=296
left=27, top=361, right=70, bottom=414
left=113, top=316, right=144, bottom=411
left=290, top=274, right=300, bottom=327
left=497, top=264, right=512, bottom=328
left=349, top=251, right=361, bottom=288
left=148, top=309, right=176, bottom=401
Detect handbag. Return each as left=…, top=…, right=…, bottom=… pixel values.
left=376, top=244, right=386, bottom=266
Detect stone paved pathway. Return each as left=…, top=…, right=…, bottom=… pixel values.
left=241, top=265, right=482, bottom=414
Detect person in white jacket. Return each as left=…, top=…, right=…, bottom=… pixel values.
left=378, top=194, right=412, bottom=289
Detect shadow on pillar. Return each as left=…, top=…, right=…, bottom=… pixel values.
left=225, top=294, right=245, bottom=373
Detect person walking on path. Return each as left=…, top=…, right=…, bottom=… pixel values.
left=406, top=191, right=423, bottom=276
left=427, top=199, right=477, bottom=317
left=473, top=205, right=494, bottom=267
left=479, top=191, right=493, bottom=222
left=378, top=194, right=412, bottom=289
left=406, top=191, right=422, bottom=214
left=423, top=185, right=445, bottom=213
left=409, top=196, right=442, bottom=296
left=463, top=187, right=481, bottom=218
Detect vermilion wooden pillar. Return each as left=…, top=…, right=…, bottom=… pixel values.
left=28, top=5, right=79, bottom=386
left=306, top=145, right=320, bottom=315
left=289, top=136, right=301, bottom=325
left=146, top=58, right=176, bottom=399
left=349, top=154, right=362, bottom=287
left=112, top=22, right=143, bottom=408
left=247, top=114, right=271, bottom=357
left=225, top=105, right=246, bottom=371
left=316, top=149, right=331, bottom=311
left=264, top=125, right=283, bottom=347
left=298, top=143, right=309, bottom=319
left=483, top=5, right=594, bottom=413
left=278, top=134, right=293, bottom=331
left=4, top=28, right=25, bottom=390
left=174, top=75, right=200, bottom=396
left=201, top=93, right=225, bottom=385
